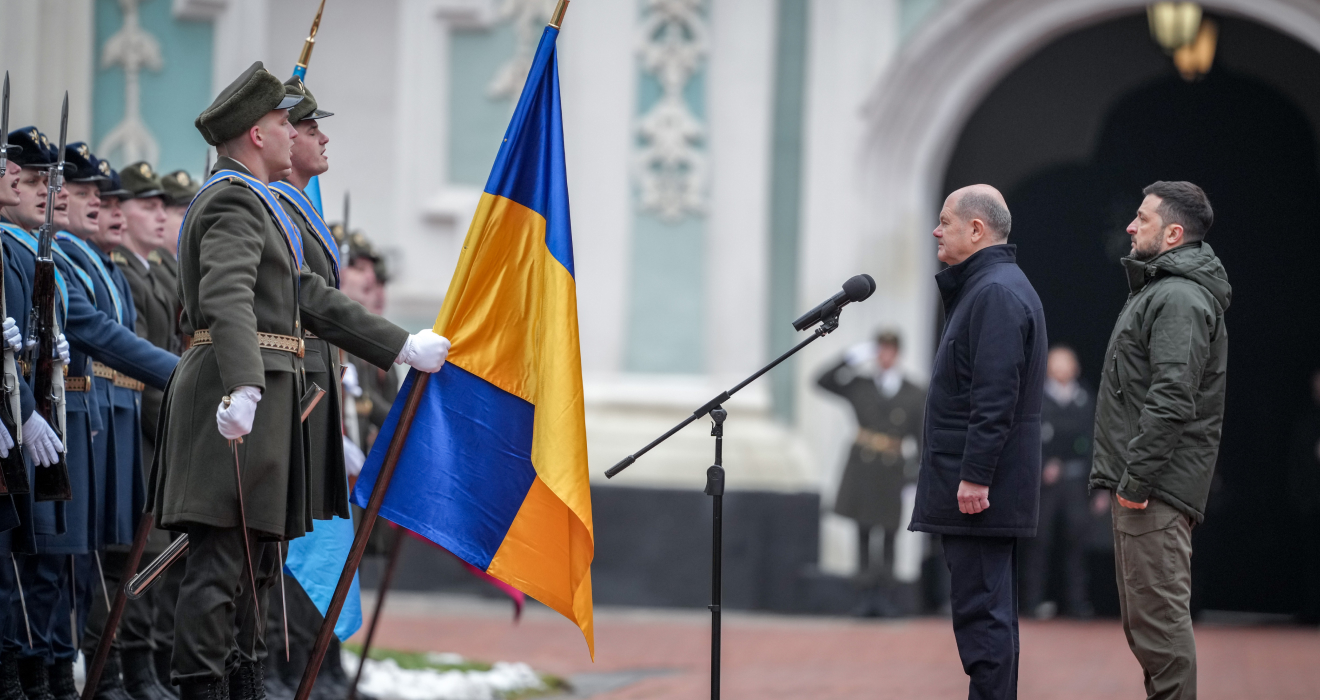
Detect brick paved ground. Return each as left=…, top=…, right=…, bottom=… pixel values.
left=352, top=593, right=1320, bottom=699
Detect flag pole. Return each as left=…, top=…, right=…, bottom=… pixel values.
left=293, top=372, right=430, bottom=700
left=294, top=6, right=572, bottom=698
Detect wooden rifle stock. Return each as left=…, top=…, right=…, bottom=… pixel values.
left=28, top=257, right=71, bottom=501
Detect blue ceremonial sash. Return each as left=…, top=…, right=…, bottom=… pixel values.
left=1, top=223, right=69, bottom=311
left=179, top=170, right=306, bottom=274
left=56, top=233, right=124, bottom=324
left=270, top=181, right=340, bottom=287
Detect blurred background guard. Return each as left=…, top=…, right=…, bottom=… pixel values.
left=816, top=330, right=924, bottom=615
left=1287, top=370, right=1320, bottom=625
left=1019, top=345, right=1095, bottom=619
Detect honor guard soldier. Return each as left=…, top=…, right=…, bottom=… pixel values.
left=56, top=149, right=178, bottom=700
left=151, top=61, right=448, bottom=700
left=1, top=127, right=175, bottom=700
left=816, top=330, right=926, bottom=616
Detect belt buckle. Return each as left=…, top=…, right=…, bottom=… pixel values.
left=297, top=337, right=305, bottom=358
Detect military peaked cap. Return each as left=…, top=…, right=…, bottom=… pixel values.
left=283, top=77, right=334, bottom=123
left=120, top=161, right=167, bottom=199
left=98, top=167, right=132, bottom=200
left=8, top=127, right=56, bottom=168
left=161, top=169, right=200, bottom=206
left=195, top=61, right=303, bottom=146
left=65, top=143, right=109, bottom=183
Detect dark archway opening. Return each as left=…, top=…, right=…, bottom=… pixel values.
left=944, top=12, right=1320, bottom=616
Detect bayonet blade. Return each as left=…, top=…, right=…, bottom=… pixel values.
left=0, top=73, right=10, bottom=176
left=343, top=191, right=350, bottom=234
left=55, top=93, right=67, bottom=167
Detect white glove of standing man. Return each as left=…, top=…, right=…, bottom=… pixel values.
left=22, top=413, right=62, bottom=467
left=0, top=419, right=12, bottom=458
left=216, top=386, right=262, bottom=441
left=395, top=329, right=450, bottom=373
left=845, top=340, right=877, bottom=368
left=341, top=361, right=362, bottom=398
left=3, top=318, right=21, bottom=354
left=342, top=435, right=366, bottom=478
left=56, top=334, right=69, bottom=365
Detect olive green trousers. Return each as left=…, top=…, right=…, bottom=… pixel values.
left=1111, top=494, right=1196, bottom=700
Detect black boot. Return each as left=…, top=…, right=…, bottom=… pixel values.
left=16, top=658, right=55, bottom=700
left=178, top=678, right=226, bottom=700
left=122, top=650, right=176, bottom=700
left=226, top=662, right=265, bottom=700
left=45, top=663, right=75, bottom=700
left=92, top=651, right=136, bottom=700
left=0, top=658, right=26, bottom=700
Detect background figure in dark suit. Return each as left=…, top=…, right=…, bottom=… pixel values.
left=817, top=331, right=924, bottom=592
left=1019, top=345, right=1094, bottom=619
left=909, top=185, right=1047, bottom=700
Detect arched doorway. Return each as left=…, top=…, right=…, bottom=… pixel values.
left=941, top=12, right=1320, bottom=614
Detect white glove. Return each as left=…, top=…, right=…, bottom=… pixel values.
left=22, top=412, right=63, bottom=467
left=342, top=435, right=366, bottom=478
left=216, top=386, right=262, bottom=441
left=395, top=329, right=450, bottom=373
left=2, top=318, right=20, bottom=354
left=56, top=334, right=69, bottom=365
left=845, top=341, right=877, bottom=368
left=341, top=362, right=362, bottom=398
left=0, top=422, right=12, bottom=458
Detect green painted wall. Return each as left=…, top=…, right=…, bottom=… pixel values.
left=93, top=0, right=213, bottom=176
left=900, top=0, right=943, bottom=41
left=449, top=23, right=518, bottom=187
left=766, top=0, right=810, bottom=421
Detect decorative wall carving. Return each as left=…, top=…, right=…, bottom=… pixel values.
left=100, top=0, right=163, bottom=166
left=486, top=0, right=556, bottom=100
left=634, top=0, right=708, bottom=223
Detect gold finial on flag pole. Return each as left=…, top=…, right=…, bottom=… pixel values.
left=549, top=0, right=570, bottom=29
left=295, top=0, right=328, bottom=77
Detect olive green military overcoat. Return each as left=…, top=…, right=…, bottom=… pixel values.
left=148, top=157, right=407, bottom=539
left=114, top=247, right=178, bottom=448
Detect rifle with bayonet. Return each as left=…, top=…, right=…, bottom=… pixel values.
left=25, top=92, right=71, bottom=502
left=0, top=72, right=27, bottom=495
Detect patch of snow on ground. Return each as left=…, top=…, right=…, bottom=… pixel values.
left=343, top=651, right=546, bottom=700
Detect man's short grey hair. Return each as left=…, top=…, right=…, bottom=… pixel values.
left=957, top=191, right=1012, bottom=240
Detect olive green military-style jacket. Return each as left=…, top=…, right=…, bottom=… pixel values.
left=114, top=246, right=178, bottom=447
left=148, top=157, right=408, bottom=539
left=276, top=188, right=351, bottom=521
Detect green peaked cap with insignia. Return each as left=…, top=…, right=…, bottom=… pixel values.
left=195, top=61, right=303, bottom=146
left=283, top=76, right=334, bottom=123
left=120, top=161, right=167, bottom=199
left=161, top=169, right=200, bottom=206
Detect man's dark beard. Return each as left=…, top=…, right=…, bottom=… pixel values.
left=1130, top=237, right=1162, bottom=261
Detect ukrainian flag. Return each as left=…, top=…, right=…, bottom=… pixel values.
left=352, top=22, right=593, bottom=654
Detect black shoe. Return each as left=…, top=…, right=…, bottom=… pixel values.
left=45, top=663, right=76, bottom=700
left=92, top=652, right=136, bottom=700
left=226, top=662, right=265, bottom=700
left=178, top=678, right=226, bottom=700
left=122, top=650, right=176, bottom=700
left=16, top=658, right=55, bottom=700
left=0, top=658, right=27, bottom=700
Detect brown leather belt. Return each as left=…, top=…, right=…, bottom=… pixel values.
left=855, top=428, right=902, bottom=456
left=189, top=329, right=305, bottom=358
left=65, top=376, right=91, bottom=392
left=303, top=330, right=318, bottom=339
left=93, top=362, right=146, bottom=391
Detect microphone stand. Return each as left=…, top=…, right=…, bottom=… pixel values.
left=605, top=306, right=844, bottom=700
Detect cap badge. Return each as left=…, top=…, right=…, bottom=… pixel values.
left=99, top=161, right=110, bottom=175
left=77, top=144, right=89, bottom=157
left=139, top=163, right=151, bottom=176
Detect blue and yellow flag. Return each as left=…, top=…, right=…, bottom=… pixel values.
left=353, top=22, right=593, bottom=655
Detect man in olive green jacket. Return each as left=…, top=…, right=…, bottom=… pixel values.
left=1090, top=181, right=1230, bottom=700
left=150, top=62, right=449, bottom=700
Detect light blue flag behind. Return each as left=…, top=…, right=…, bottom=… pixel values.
left=285, top=513, right=363, bottom=640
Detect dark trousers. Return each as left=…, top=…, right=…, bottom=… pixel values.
left=943, top=535, right=1019, bottom=700
left=6, top=554, right=76, bottom=663
left=79, top=550, right=156, bottom=661
left=172, top=525, right=278, bottom=684
left=265, top=571, right=347, bottom=687
left=151, top=554, right=185, bottom=679
left=1019, top=478, right=1089, bottom=614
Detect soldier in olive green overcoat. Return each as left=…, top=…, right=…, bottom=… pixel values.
left=148, top=62, right=449, bottom=700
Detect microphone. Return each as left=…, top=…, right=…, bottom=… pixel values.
left=792, top=274, right=876, bottom=331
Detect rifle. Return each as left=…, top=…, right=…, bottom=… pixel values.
left=0, top=72, right=27, bottom=495
left=25, top=93, right=71, bottom=502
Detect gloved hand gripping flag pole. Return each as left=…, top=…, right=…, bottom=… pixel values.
left=294, top=2, right=591, bottom=698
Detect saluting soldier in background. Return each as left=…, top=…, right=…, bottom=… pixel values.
left=816, top=330, right=925, bottom=615
left=150, top=62, right=447, bottom=700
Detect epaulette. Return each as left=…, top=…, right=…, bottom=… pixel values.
left=111, top=251, right=128, bottom=265
left=148, top=250, right=162, bottom=264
